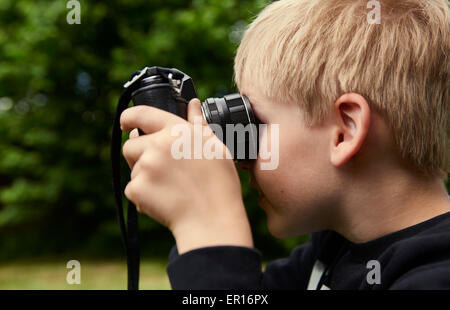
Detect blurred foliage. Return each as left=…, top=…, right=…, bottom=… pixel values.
left=1, top=0, right=446, bottom=263
left=0, top=0, right=308, bottom=261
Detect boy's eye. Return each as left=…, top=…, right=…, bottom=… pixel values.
left=241, top=93, right=268, bottom=124
left=250, top=104, right=268, bottom=124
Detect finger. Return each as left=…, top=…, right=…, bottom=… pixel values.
left=130, top=161, right=141, bottom=180
left=129, top=128, right=139, bottom=139
left=130, top=154, right=147, bottom=180
left=124, top=177, right=144, bottom=211
left=187, top=98, right=207, bottom=125
left=122, top=135, right=150, bottom=169
left=120, top=105, right=180, bottom=134
left=124, top=176, right=166, bottom=225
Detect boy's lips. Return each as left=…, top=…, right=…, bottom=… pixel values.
left=250, top=177, right=261, bottom=192
left=258, top=194, right=266, bottom=205
left=250, top=177, right=265, bottom=202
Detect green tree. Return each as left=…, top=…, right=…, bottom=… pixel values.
left=0, top=0, right=307, bottom=261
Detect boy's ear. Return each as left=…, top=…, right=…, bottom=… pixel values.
left=330, top=93, right=370, bottom=167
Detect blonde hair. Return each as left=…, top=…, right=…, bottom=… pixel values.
left=234, top=0, right=449, bottom=176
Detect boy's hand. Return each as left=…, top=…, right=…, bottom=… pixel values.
left=120, top=99, right=254, bottom=254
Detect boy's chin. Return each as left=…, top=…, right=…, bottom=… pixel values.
left=264, top=205, right=315, bottom=238
left=265, top=211, right=298, bottom=239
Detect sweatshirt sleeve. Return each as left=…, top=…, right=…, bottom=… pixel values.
left=166, top=239, right=316, bottom=290
left=166, top=245, right=263, bottom=289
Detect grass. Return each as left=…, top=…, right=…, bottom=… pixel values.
left=0, top=259, right=171, bottom=290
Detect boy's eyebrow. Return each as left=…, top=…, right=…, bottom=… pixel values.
left=239, top=86, right=260, bottom=106
left=241, top=91, right=255, bottom=105
left=245, top=94, right=256, bottom=106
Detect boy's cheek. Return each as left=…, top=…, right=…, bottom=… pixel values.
left=253, top=139, right=332, bottom=233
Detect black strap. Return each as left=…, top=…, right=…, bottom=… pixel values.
left=111, top=66, right=192, bottom=290
left=111, top=87, right=140, bottom=290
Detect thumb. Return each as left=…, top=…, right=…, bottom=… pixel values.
left=187, top=98, right=207, bottom=125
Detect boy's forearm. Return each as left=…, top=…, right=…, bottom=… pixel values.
left=172, top=199, right=254, bottom=254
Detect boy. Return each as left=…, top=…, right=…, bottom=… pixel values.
left=120, top=0, right=450, bottom=289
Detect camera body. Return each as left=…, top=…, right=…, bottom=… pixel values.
left=125, top=66, right=259, bottom=160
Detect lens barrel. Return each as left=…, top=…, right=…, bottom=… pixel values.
left=201, top=94, right=259, bottom=160
left=129, top=69, right=259, bottom=161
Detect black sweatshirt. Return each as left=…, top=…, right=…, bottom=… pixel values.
left=166, top=211, right=450, bottom=290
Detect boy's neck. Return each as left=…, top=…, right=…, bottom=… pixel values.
left=333, top=170, right=450, bottom=244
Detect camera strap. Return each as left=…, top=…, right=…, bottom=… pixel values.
left=111, top=67, right=197, bottom=290
left=111, top=86, right=140, bottom=290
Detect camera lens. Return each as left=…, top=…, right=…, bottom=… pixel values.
left=201, top=94, right=259, bottom=160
